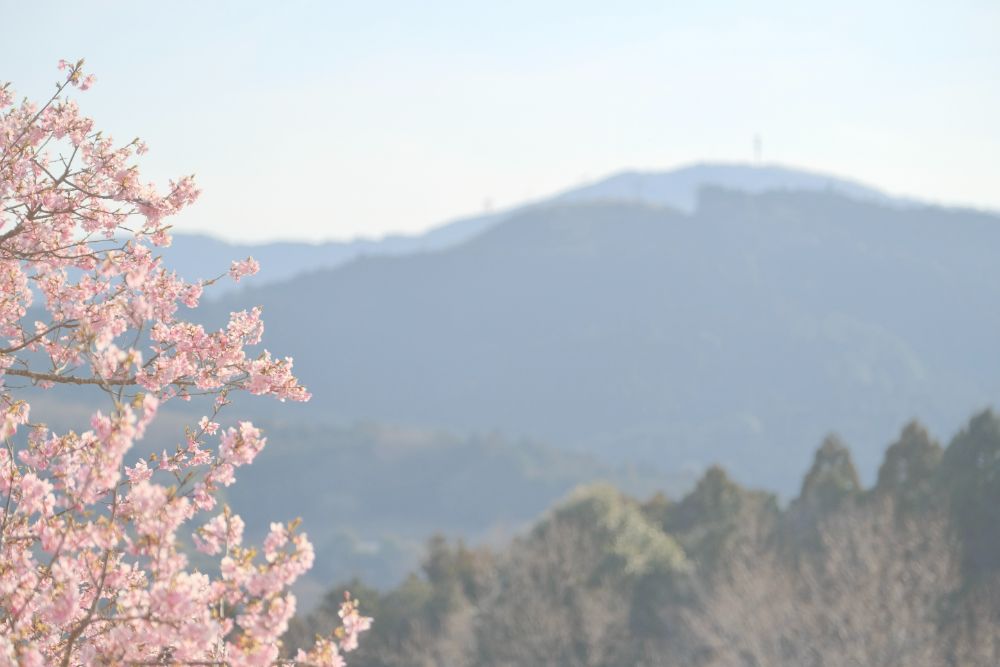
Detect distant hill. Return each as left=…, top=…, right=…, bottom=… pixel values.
left=203, top=188, right=1000, bottom=495
left=167, top=163, right=904, bottom=292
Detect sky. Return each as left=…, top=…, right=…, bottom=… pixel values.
left=3, top=0, right=998, bottom=243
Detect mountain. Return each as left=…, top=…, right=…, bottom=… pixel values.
left=556, top=162, right=898, bottom=210
left=167, top=163, right=902, bottom=292
left=202, top=187, right=1000, bottom=496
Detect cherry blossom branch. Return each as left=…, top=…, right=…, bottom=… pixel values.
left=0, top=60, right=360, bottom=666
left=4, top=368, right=137, bottom=386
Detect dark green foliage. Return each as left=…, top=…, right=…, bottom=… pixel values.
left=781, top=434, right=863, bottom=552
left=796, top=434, right=862, bottom=512
left=874, top=420, right=943, bottom=510
left=661, top=466, right=745, bottom=534
left=658, top=466, right=778, bottom=575
left=940, top=410, right=1000, bottom=576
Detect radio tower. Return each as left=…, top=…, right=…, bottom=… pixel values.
left=753, top=133, right=763, bottom=165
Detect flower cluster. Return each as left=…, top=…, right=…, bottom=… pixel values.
left=0, top=61, right=369, bottom=665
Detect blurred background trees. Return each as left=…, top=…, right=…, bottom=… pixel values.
left=288, top=411, right=1000, bottom=667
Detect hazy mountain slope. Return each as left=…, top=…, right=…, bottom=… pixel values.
left=169, top=163, right=903, bottom=292
left=204, top=188, right=1000, bottom=495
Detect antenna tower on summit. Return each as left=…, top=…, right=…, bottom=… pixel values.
left=753, top=134, right=763, bottom=165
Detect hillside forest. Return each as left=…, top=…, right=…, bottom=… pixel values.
left=286, top=412, right=1000, bottom=667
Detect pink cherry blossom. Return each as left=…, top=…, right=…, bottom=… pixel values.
left=0, top=61, right=368, bottom=664
left=230, top=256, right=261, bottom=282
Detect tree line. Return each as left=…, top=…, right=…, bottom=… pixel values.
left=288, top=412, right=1000, bottom=666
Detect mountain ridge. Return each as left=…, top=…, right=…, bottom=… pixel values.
left=166, top=162, right=922, bottom=292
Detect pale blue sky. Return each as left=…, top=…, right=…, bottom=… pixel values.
left=3, top=1, right=998, bottom=242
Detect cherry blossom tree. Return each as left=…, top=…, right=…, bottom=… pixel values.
left=0, top=60, right=369, bottom=665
